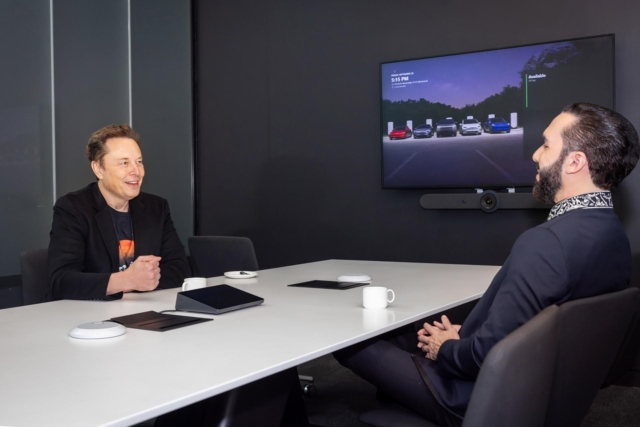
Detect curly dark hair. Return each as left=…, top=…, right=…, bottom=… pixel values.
left=561, top=103, right=639, bottom=189
left=86, top=124, right=140, bottom=165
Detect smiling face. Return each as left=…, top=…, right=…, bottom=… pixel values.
left=532, top=112, right=578, bottom=204
left=91, top=137, right=145, bottom=210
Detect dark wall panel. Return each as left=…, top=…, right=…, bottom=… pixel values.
left=0, top=0, right=53, bottom=276
left=195, top=0, right=270, bottom=238
left=131, top=0, right=193, bottom=248
left=54, top=0, right=129, bottom=197
left=196, top=0, right=640, bottom=269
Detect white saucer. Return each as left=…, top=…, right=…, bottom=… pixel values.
left=337, top=274, right=372, bottom=283
left=69, top=321, right=126, bottom=340
left=224, top=271, right=258, bottom=279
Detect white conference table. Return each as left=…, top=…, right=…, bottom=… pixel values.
left=0, top=259, right=500, bottom=427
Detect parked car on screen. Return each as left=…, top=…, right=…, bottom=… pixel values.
left=389, top=126, right=412, bottom=140
left=436, top=118, right=457, bottom=137
left=460, top=119, right=482, bottom=135
left=413, top=124, right=434, bottom=138
left=484, top=117, right=511, bottom=134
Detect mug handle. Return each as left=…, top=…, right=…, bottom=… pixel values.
left=387, top=289, right=395, bottom=303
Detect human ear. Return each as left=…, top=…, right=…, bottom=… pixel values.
left=565, top=151, right=588, bottom=174
left=91, top=161, right=104, bottom=180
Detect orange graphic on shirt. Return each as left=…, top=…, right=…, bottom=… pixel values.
left=118, top=240, right=135, bottom=272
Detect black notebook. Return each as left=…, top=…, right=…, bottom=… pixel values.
left=111, top=311, right=212, bottom=332
left=288, top=280, right=369, bottom=290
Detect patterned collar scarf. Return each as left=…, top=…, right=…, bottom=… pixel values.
left=547, top=191, right=613, bottom=221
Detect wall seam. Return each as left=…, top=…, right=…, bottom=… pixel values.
left=128, top=0, right=132, bottom=126
left=50, top=0, right=56, bottom=203
left=266, top=0, right=271, bottom=160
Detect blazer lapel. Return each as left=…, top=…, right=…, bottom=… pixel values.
left=92, top=184, right=119, bottom=272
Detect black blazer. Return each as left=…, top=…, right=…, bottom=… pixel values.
left=418, top=207, right=631, bottom=418
left=48, top=182, right=189, bottom=301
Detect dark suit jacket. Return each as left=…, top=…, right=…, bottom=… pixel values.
left=48, top=182, right=190, bottom=301
left=418, top=207, right=631, bottom=418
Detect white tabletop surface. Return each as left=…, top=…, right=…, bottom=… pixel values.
left=0, top=259, right=500, bottom=427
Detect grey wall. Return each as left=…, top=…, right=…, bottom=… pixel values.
left=0, top=0, right=53, bottom=277
left=54, top=0, right=130, bottom=195
left=194, top=0, right=640, bottom=269
left=0, top=0, right=193, bottom=284
left=54, top=0, right=193, bottom=248
left=131, top=0, right=194, bottom=247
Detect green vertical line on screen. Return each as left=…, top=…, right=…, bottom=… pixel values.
left=525, top=74, right=528, bottom=108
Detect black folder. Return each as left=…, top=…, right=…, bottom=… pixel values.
left=288, top=280, right=369, bottom=290
left=111, top=311, right=212, bottom=332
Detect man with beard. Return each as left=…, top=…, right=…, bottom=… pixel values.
left=334, top=102, right=640, bottom=427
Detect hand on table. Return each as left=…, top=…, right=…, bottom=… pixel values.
left=126, top=255, right=161, bottom=291
left=107, top=255, right=162, bottom=295
left=417, top=315, right=460, bottom=361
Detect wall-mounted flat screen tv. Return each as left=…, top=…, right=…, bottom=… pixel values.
left=381, top=34, right=614, bottom=189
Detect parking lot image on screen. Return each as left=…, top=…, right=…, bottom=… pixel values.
left=381, top=36, right=614, bottom=189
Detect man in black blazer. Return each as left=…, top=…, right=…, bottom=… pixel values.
left=48, top=124, right=189, bottom=301
left=335, top=103, right=640, bottom=427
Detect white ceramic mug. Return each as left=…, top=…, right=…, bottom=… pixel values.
left=363, top=286, right=395, bottom=309
left=182, top=277, right=207, bottom=291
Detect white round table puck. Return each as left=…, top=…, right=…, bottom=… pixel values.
left=69, top=321, right=126, bottom=340
left=224, top=271, right=258, bottom=279
left=337, top=274, right=372, bottom=283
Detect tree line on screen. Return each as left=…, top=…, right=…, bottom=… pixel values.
left=381, top=84, right=522, bottom=134
left=382, top=42, right=586, bottom=135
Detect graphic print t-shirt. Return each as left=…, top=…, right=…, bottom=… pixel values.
left=109, top=208, right=135, bottom=272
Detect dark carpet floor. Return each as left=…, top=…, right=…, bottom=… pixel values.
left=299, top=354, right=640, bottom=427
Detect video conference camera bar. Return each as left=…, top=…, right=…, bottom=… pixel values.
left=420, top=189, right=551, bottom=213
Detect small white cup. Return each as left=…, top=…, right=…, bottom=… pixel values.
left=363, top=286, right=395, bottom=309
left=182, top=277, right=207, bottom=291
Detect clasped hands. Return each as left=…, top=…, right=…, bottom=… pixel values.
left=417, top=315, right=461, bottom=361
left=126, top=255, right=162, bottom=291
left=106, top=255, right=162, bottom=295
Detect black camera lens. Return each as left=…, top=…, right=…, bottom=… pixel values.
left=479, top=191, right=499, bottom=213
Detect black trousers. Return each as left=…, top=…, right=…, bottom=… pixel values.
left=334, top=325, right=463, bottom=427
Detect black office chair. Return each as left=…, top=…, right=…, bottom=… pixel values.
left=187, top=255, right=201, bottom=277
left=544, top=287, right=640, bottom=427
left=20, top=248, right=50, bottom=305
left=602, top=295, right=640, bottom=388
left=360, top=304, right=561, bottom=427
left=606, top=253, right=640, bottom=387
left=188, top=236, right=259, bottom=278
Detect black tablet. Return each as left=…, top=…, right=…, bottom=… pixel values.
left=175, top=284, right=264, bottom=315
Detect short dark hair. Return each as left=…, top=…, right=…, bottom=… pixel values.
left=86, top=124, right=140, bottom=165
left=561, top=102, right=640, bottom=189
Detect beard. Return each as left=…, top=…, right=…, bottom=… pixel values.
left=533, top=152, right=566, bottom=205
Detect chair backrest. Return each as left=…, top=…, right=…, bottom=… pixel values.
left=602, top=298, right=640, bottom=387
left=544, top=287, right=640, bottom=427
left=187, top=255, right=201, bottom=277
left=463, top=305, right=560, bottom=427
left=188, top=236, right=259, bottom=278
left=604, top=253, right=640, bottom=387
left=20, top=248, right=50, bottom=305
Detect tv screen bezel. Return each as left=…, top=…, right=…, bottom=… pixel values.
left=379, top=33, right=616, bottom=191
